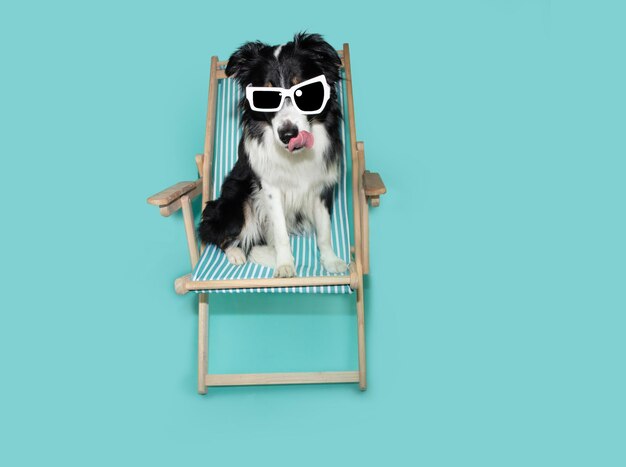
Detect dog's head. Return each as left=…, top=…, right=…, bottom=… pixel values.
left=225, top=32, right=342, bottom=153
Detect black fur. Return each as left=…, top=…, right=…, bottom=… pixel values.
left=199, top=32, right=343, bottom=251
left=198, top=151, right=261, bottom=249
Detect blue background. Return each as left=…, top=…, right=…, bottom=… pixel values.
left=1, top=1, right=624, bottom=465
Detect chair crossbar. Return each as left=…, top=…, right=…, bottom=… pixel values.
left=205, top=371, right=359, bottom=387
left=183, top=272, right=355, bottom=293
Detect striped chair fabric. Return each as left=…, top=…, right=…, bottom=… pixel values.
left=192, top=75, right=353, bottom=294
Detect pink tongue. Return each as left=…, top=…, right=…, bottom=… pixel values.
left=288, top=130, right=314, bottom=152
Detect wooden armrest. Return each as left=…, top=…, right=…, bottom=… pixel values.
left=147, top=180, right=201, bottom=207
left=363, top=171, right=386, bottom=207
left=363, top=171, right=386, bottom=196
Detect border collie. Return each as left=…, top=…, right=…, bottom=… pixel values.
left=198, top=33, right=347, bottom=278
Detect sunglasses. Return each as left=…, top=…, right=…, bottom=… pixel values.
left=245, top=75, right=331, bottom=115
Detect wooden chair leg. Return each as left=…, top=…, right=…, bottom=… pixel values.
left=198, top=294, right=209, bottom=394
left=356, top=281, right=367, bottom=391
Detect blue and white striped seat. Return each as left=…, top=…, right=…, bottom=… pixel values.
left=192, top=75, right=353, bottom=294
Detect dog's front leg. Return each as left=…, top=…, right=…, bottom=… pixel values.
left=264, top=184, right=296, bottom=278
left=314, top=198, right=348, bottom=273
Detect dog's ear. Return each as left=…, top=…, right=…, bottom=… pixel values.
left=225, top=41, right=267, bottom=82
left=293, top=32, right=342, bottom=83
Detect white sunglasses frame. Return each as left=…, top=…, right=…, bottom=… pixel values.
left=245, top=74, right=331, bottom=115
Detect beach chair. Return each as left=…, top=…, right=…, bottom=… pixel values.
left=147, top=44, right=386, bottom=393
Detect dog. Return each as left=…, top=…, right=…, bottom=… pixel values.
left=198, top=32, right=347, bottom=278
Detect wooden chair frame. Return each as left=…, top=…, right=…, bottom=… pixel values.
left=148, top=44, right=386, bottom=393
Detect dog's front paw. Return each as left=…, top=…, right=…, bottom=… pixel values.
left=274, top=262, right=296, bottom=278
left=225, top=246, right=246, bottom=265
left=322, top=255, right=348, bottom=274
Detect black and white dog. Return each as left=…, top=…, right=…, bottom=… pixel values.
left=198, top=33, right=347, bottom=278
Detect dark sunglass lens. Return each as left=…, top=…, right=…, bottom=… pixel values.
left=293, top=81, right=325, bottom=112
left=252, top=90, right=282, bottom=109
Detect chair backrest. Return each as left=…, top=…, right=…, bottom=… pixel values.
left=202, top=44, right=367, bottom=277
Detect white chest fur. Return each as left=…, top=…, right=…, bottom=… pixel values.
left=244, top=123, right=339, bottom=230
